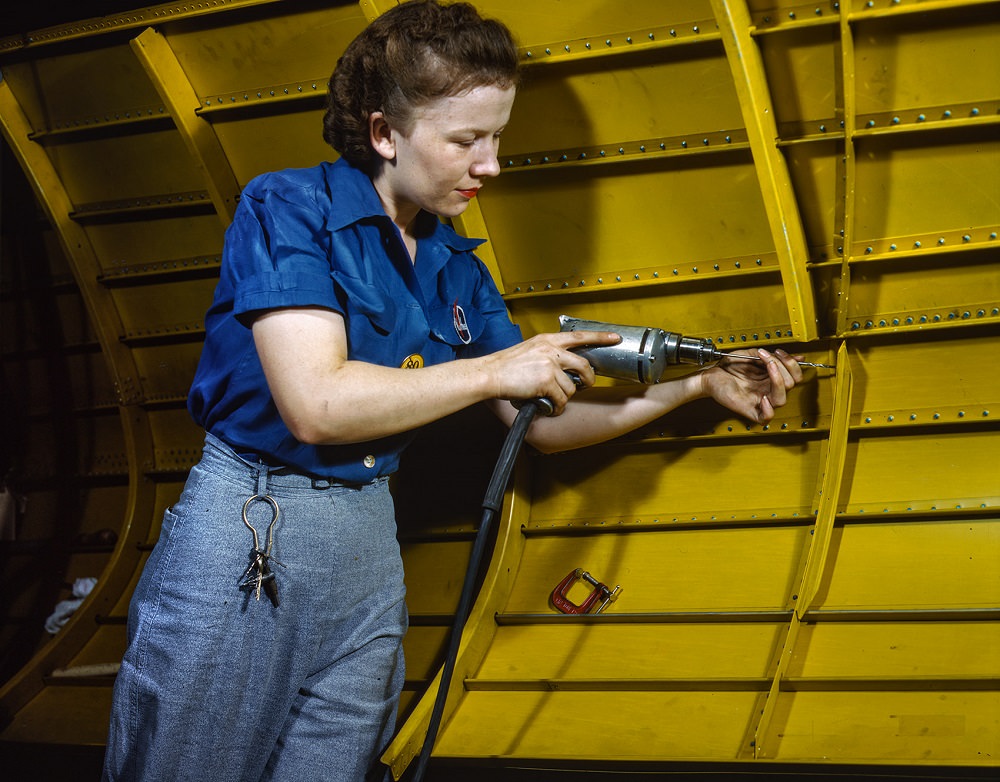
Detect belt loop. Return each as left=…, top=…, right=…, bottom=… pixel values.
left=255, top=464, right=269, bottom=497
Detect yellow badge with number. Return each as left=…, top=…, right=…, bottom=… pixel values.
left=401, top=354, right=424, bottom=369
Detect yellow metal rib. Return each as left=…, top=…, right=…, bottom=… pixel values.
left=710, top=0, right=819, bottom=342
left=130, top=27, right=241, bottom=227
left=798, top=341, right=852, bottom=616
left=0, top=76, right=157, bottom=726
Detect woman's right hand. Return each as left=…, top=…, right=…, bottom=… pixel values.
left=482, top=330, right=621, bottom=414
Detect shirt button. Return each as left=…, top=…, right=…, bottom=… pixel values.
left=363, top=455, right=376, bottom=469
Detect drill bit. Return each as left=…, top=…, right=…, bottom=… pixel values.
left=723, top=352, right=835, bottom=369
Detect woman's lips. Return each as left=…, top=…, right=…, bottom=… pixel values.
left=457, top=188, right=480, bottom=199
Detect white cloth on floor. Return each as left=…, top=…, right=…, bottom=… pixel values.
left=44, top=577, right=98, bottom=634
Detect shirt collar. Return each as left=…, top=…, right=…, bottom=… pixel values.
left=322, top=158, right=485, bottom=253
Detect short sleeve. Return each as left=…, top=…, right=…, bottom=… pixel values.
left=226, top=176, right=342, bottom=326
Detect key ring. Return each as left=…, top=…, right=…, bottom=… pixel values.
left=242, top=493, right=280, bottom=554
left=239, top=494, right=284, bottom=604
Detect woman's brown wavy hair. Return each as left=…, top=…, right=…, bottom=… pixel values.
left=323, top=0, right=520, bottom=175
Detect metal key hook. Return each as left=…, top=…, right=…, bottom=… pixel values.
left=242, top=493, right=280, bottom=554
left=239, top=494, right=285, bottom=605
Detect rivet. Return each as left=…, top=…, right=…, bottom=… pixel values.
left=725, top=135, right=732, bottom=143
left=892, top=117, right=900, bottom=124
left=600, top=150, right=606, bottom=156
left=789, top=11, right=796, bottom=18
left=605, top=39, right=611, bottom=46
left=585, top=42, right=591, bottom=49
left=958, top=411, right=965, bottom=417
left=943, top=109, right=951, bottom=117
left=693, top=267, right=698, bottom=273
left=917, top=113, right=925, bottom=122
left=933, top=314, right=941, bottom=321
left=560, top=154, right=568, bottom=161
left=681, top=140, right=687, bottom=148
left=756, top=258, right=762, bottom=265
left=865, top=246, right=873, bottom=254
left=933, top=413, right=940, bottom=419
left=616, top=275, right=622, bottom=281
left=938, top=237, right=945, bottom=245
left=879, top=319, right=887, bottom=327
left=634, top=273, right=640, bottom=280
left=542, top=156, right=550, bottom=163
left=914, top=241, right=921, bottom=248
left=528, top=285, right=534, bottom=292
left=525, top=51, right=532, bottom=58
left=865, top=320, right=874, bottom=328
left=890, top=243, right=897, bottom=250
left=867, top=119, right=876, bottom=127
left=659, top=143, right=666, bottom=149
left=962, top=311, right=971, bottom=319
left=819, top=124, right=826, bottom=132
left=910, top=414, right=916, bottom=420
left=649, top=33, right=655, bottom=40
left=984, top=411, right=990, bottom=417
left=714, top=264, right=720, bottom=271
left=920, top=315, right=927, bottom=323
left=640, top=145, right=646, bottom=152
left=963, top=235, right=971, bottom=242
left=598, top=278, right=603, bottom=283
left=892, top=318, right=899, bottom=326
left=562, top=282, right=569, bottom=288
left=545, top=48, right=551, bottom=54
left=735, top=261, right=741, bottom=268
left=693, top=25, right=700, bottom=33
left=618, top=147, right=625, bottom=154
left=991, top=233, right=998, bottom=240
left=703, top=138, right=709, bottom=145
left=670, top=29, right=676, bottom=36
left=971, top=107, right=980, bottom=116
left=626, top=36, right=633, bottom=43
left=977, top=310, right=985, bottom=317
left=564, top=45, right=570, bottom=52
left=888, top=415, right=894, bottom=422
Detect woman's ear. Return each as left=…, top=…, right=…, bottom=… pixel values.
left=369, top=112, right=396, bottom=161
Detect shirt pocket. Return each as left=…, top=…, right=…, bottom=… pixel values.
left=331, top=270, right=397, bottom=336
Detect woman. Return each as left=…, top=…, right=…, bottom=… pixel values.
left=103, top=2, right=802, bottom=780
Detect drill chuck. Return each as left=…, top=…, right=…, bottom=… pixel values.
left=559, top=315, right=722, bottom=385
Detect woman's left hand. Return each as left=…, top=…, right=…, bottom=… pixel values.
left=700, top=348, right=804, bottom=423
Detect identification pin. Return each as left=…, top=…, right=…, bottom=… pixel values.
left=452, top=300, right=472, bottom=344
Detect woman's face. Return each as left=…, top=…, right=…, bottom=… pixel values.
left=371, top=84, right=516, bottom=227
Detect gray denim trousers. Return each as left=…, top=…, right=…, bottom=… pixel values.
left=103, top=433, right=407, bottom=781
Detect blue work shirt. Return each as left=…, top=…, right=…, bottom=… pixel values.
left=188, top=158, right=522, bottom=482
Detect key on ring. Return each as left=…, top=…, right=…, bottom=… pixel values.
left=239, top=493, right=285, bottom=606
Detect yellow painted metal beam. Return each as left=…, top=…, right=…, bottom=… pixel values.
left=0, top=74, right=157, bottom=728
left=710, top=0, right=820, bottom=342
left=451, top=201, right=507, bottom=295
left=130, top=27, right=241, bottom=227
left=798, top=342, right=852, bottom=616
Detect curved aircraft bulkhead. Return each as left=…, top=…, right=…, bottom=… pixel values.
left=0, top=1, right=997, bottom=779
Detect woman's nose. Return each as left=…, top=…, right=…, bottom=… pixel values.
left=470, top=140, right=501, bottom=178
